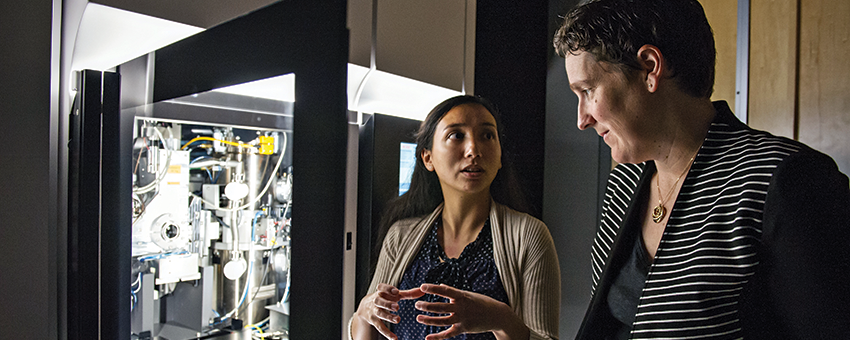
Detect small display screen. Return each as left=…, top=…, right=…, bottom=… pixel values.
left=399, top=142, right=417, bottom=196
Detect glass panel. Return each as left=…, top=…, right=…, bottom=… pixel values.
left=398, top=142, right=416, bottom=196
left=127, top=74, right=294, bottom=339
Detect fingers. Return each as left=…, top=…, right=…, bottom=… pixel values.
left=376, top=283, right=399, bottom=297
left=398, top=287, right=426, bottom=300
left=416, top=313, right=455, bottom=327
left=374, top=284, right=402, bottom=312
left=424, top=325, right=462, bottom=340
left=362, top=284, right=401, bottom=324
left=419, top=283, right=460, bottom=300
left=354, top=298, right=399, bottom=340
left=373, top=304, right=400, bottom=324
left=415, top=300, right=454, bottom=314
left=366, top=290, right=400, bottom=340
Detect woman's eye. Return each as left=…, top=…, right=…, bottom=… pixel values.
left=483, top=132, right=494, bottom=140
left=448, top=132, right=463, bottom=140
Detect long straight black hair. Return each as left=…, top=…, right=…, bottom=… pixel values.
left=374, top=95, right=529, bottom=260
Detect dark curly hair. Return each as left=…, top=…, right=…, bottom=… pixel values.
left=553, top=0, right=716, bottom=98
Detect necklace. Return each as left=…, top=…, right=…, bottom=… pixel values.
left=651, top=152, right=698, bottom=223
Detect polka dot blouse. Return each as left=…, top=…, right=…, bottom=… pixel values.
left=392, top=216, right=509, bottom=339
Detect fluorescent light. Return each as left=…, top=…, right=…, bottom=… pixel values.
left=347, top=64, right=463, bottom=121
left=71, top=3, right=204, bottom=72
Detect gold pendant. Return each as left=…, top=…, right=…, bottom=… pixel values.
left=652, top=204, right=665, bottom=223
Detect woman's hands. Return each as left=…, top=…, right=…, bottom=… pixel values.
left=353, top=283, right=529, bottom=340
left=415, top=283, right=529, bottom=340
left=352, top=283, right=425, bottom=340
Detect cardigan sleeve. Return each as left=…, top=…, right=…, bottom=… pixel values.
left=518, top=216, right=562, bottom=340
left=350, top=223, right=400, bottom=340
left=367, top=221, right=404, bottom=294
left=746, top=149, right=850, bottom=338
left=352, top=220, right=407, bottom=340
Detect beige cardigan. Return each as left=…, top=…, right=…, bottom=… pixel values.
left=359, top=200, right=560, bottom=340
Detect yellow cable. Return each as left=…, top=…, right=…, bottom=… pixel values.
left=181, top=136, right=255, bottom=150
left=249, top=324, right=265, bottom=339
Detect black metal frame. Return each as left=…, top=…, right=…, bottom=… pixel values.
left=68, top=1, right=349, bottom=338
left=355, top=113, right=421, bottom=303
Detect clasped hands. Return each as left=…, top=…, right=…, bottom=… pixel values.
left=354, top=282, right=518, bottom=340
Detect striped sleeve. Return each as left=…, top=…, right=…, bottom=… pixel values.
left=588, top=110, right=846, bottom=339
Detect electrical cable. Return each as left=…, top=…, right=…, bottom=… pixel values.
left=132, top=272, right=142, bottom=293
left=246, top=311, right=270, bottom=338
left=249, top=324, right=265, bottom=339
left=191, top=156, right=217, bottom=180
left=182, top=136, right=257, bottom=151
left=252, top=211, right=263, bottom=243
left=130, top=271, right=143, bottom=312
left=136, top=250, right=189, bottom=262
left=218, top=219, right=273, bottom=326
left=280, top=247, right=291, bottom=306
left=190, top=132, right=287, bottom=212
left=236, top=253, right=271, bottom=316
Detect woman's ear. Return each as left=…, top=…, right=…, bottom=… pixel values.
left=421, top=149, right=434, bottom=171
left=637, top=44, right=664, bottom=93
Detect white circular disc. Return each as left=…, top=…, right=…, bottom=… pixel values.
left=223, top=258, right=247, bottom=280
left=224, top=182, right=250, bottom=200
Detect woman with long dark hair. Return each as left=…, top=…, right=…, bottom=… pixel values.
left=350, top=95, right=560, bottom=340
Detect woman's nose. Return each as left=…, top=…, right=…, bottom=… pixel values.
left=577, top=107, right=595, bottom=130
left=465, top=139, right=481, bottom=158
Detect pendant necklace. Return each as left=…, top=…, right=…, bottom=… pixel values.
left=651, top=151, right=698, bottom=223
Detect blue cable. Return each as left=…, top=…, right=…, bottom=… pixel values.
left=137, top=250, right=189, bottom=262
left=252, top=211, right=264, bottom=242
left=190, top=156, right=213, bottom=164
left=189, top=156, right=217, bottom=181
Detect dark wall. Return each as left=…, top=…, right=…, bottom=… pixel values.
left=475, top=0, right=549, bottom=218
left=0, top=1, right=58, bottom=339
left=476, top=1, right=612, bottom=338
left=545, top=0, right=612, bottom=338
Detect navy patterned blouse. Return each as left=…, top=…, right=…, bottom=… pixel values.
left=392, top=217, right=509, bottom=339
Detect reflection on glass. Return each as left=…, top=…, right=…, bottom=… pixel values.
left=399, top=142, right=417, bottom=196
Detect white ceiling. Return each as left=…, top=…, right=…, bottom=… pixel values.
left=71, top=1, right=462, bottom=120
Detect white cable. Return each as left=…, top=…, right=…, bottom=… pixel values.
left=131, top=272, right=142, bottom=293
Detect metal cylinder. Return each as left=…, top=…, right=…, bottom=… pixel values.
left=215, top=247, right=273, bottom=324
left=246, top=152, right=264, bottom=210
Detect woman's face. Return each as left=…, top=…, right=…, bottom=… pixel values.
left=565, top=51, right=657, bottom=164
left=422, top=103, right=502, bottom=199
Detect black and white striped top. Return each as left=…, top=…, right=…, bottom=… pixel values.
left=578, top=102, right=850, bottom=339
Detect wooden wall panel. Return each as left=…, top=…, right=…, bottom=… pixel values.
left=798, top=0, right=850, bottom=174
left=700, top=0, right=738, bottom=107
left=749, top=0, right=798, bottom=138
